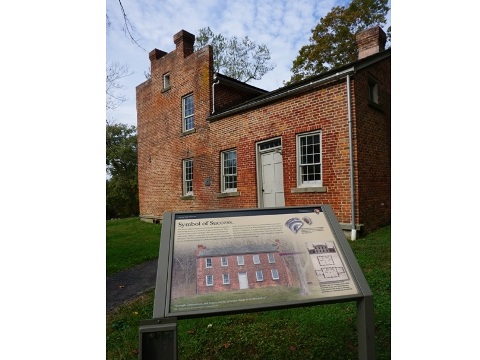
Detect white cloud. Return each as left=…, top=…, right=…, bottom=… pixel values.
left=106, top=0, right=391, bottom=126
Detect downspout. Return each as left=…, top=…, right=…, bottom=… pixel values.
left=212, top=73, right=220, bottom=114
left=347, top=74, right=357, bottom=240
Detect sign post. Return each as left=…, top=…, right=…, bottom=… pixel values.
left=140, top=205, right=375, bottom=359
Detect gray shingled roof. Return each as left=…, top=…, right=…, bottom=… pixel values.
left=197, top=243, right=277, bottom=257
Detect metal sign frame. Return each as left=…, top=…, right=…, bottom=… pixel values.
left=146, top=205, right=375, bottom=360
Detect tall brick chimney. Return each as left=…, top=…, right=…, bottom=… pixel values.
left=356, top=26, right=387, bottom=60
left=174, top=29, right=195, bottom=58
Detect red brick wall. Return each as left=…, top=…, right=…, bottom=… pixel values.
left=137, top=35, right=390, bottom=233
left=352, top=58, right=391, bottom=232
left=196, top=252, right=290, bottom=294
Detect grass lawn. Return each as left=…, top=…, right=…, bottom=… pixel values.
left=106, top=220, right=390, bottom=359
left=106, top=218, right=161, bottom=276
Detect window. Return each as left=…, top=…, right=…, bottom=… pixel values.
left=221, top=257, right=228, bottom=267
left=368, top=78, right=378, bottom=104
left=182, top=94, right=194, bottom=132
left=183, top=159, right=193, bottom=195
left=163, top=73, right=170, bottom=89
left=206, top=275, right=213, bottom=286
left=271, top=269, right=279, bottom=280
left=222, top=273, right=230, bottom=285
left=221, top=149, right=237, bottom=192
left=253, top=254, right=260, bottom=264
left=268, top=253, right=275, bottom=263
left=256, top=270, right=264, bottom=281
left=237, top=255, right=244, bottom=265
left=297, top=131, right=322, bottom=186
left=205, top=258, right=212, bottom=268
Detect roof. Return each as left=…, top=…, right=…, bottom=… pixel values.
left=197, top=243, right=278, bottom=258
left=208, top=48, right=391, bottom=121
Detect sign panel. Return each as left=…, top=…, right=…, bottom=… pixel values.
left=155, top=206, right=364, bottom=318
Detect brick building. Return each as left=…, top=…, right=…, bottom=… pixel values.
left=195, top=242, right=291, bottom=294
left=136, top=26, right=391, bottom=238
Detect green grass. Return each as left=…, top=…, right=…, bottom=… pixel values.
left=106, top=224, right=391, bottom=359
left=106, top=218, right=161, bottom=276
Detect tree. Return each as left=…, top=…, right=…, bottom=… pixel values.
left=106, top=61, right=132, bottom=111
left=288, top=0, right=390, bottom=84
left=106, top=123, right=139, bottom=218
left=195, top=27, right=275, bottom=83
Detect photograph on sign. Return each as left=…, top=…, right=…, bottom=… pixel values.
left=167, top=207, right=360, bottom=315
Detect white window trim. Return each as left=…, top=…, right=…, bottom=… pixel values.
left=271, top=269, right=279, bottom=280
left=222, top=273, right=230, bottom=285
left=205, top=258, right=212, bottom=268
left=221, top=149, right=237, bottom=193
left=206, top=275, right=213, bottom=286
left=268, top=253, right=275, bottom=263
left=237, top=255, right=244, bottom=265
left=253, top=254, right=260, bottom=264
left=183, top=159, right=193, bottom=196
left=182, top=93, right=194, bottom=132
left=163, top=73, right=170, bottom=89
left=296, top=130, right=322, bottom=187
left=256, top=270, right=264, bottom=282
left=221, top=257, right=228, bottom=267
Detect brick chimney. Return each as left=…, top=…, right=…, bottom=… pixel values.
left=174, top=29, right=195, bottom=58
left=356, top=26, right=387, bottom=60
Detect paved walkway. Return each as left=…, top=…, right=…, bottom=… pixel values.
left=106, top=259, right=158, bottom=312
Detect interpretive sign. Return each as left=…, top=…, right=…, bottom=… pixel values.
left=153, top=205, right=367, bottom=319
left=144, top=205, right=375, bottom=360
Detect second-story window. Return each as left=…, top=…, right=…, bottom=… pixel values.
left=163, top=73, right=170, bottom=90
left=182, top=94, right=194, bottom=132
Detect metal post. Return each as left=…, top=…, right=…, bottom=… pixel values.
left=357, top=295, right=375, bottom=360
left=139, top=318, right=178, bottom=360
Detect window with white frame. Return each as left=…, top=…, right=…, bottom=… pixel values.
left=253, top=254, right=260, bottom=264
left=222, top=273, right=230, bottom=284
left=182, top=94, right=194, bottom=132
left=268, top=253, right=275, bottom=263
left=237, top=255, right=244, bottom=265
left=221, top=257, right=228, bottom=267
left=183, top=159, right=193, bottom=195
left=271, top=269, right=279, bottom=280
left=221, top=149, right=237, bottom=192
left=206, top=275, right=213, bottom=286
left=163, top=73, right=170, bottom=90
left=205, top=258, right=212, bottom=268
left=297, top=131, right=322, bottom=186
left=256, top=270, right=264, bottom=281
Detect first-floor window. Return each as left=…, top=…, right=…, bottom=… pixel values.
left=221, top=149, right=237, bottom=192
left=256, top=270, right=263, bottom=281
left=297, top=131, right=322, bottom=186
left=183, top=159, right=193, bottom=195
left=222, top=273, right=230, bottom=284
left=206, top=275, right=213, bottom=286
left=271, top=269, right=279, bottom=280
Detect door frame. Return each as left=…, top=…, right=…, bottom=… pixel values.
left=256, top=137, right=283, bottom=207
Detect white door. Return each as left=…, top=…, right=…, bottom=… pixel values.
left=238, top=272, right=248, bottom=289
left=261, top=150, right=285, bottom=207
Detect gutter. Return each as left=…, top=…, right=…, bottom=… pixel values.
left=346, top=74, right=357, bottom=240
left=212, top=73, right=220, bottom=114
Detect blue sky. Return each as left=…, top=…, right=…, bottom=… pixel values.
left=106, top=0, right=391, bottom=127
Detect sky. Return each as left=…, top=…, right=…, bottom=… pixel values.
left=106, top=0, right=391, bottom=127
